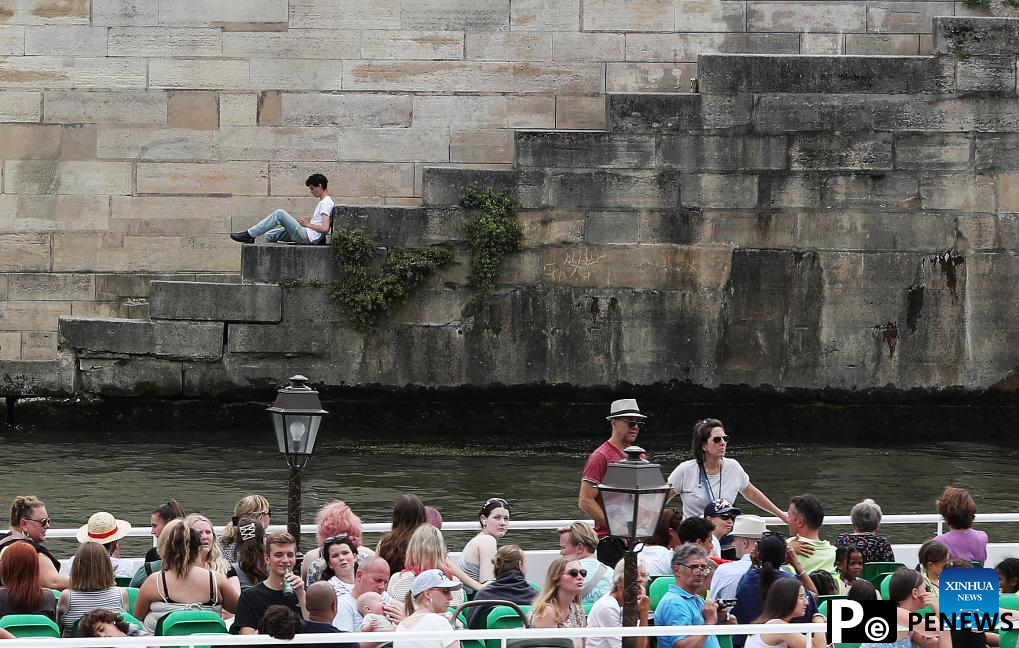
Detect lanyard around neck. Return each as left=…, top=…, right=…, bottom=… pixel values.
left=698, top=460, right=722, bottom=502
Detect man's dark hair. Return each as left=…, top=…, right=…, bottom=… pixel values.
left=257, top=605, right=302, bottom=639
left=306, top=173, right=328, bottom=190
left=789, top=494, right=824, bottom=530
left=677, top=516, right=714, bottom=544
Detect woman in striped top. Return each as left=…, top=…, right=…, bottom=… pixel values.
left=57, top=542, right=128, bottom=636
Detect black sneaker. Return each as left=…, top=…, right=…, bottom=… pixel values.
left=230, top=231, right=255, bottom=243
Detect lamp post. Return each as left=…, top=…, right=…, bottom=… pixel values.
left=267, top=375, right=328, bottom=552
left=597, top=446, right=670, bottom=648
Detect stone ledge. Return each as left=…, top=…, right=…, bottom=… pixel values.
left=935, top=17, right=1019, bottom=58
left=335, top=206, right=465, bottom=247
left=150, top=281, right=282, bottom=322
left=421, top=168, right=516, bottom=207
left=698, top=55, right=944, bottom=95
left=240, top=243, right=337, bottom=284
left=607, top=93, right=703, bottom=133
left=59, top=317, right=224, bottom=361
left=0, top=357, right=76, bottom=397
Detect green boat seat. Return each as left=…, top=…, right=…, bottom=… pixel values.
left=0, top=614, right=60, bottom=638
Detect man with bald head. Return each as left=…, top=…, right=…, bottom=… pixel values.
left=333, top=556, right=404, bottom=632
left=297, top=582, right=356, bottom=648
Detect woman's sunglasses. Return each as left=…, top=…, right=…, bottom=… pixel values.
left=324, top=533, right=350, bottom=546
left=564, top=569, right=588, bottom=578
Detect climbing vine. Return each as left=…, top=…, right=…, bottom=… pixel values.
left=326, top=227, right=453, bottom=333
left=458, top=187, right=524, bottom=299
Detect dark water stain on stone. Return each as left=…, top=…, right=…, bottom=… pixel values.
left=793, top=251, right=805, bottom=266
left=873, top=322, right=898, bottom=358
left=933, top=250, right=965, bottom=298
left=589, top=296, right=600, bottom=319
left=608, top=297, right=620, bottom=313
left=906, top=284, right=925, bottom=332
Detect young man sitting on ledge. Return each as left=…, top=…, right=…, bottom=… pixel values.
left=230, top=173, right=333, bottom=245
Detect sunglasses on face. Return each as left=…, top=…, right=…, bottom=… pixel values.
left=622, top=420, right=643, bottom=428
left=710, top=435, right=730, bottom=444
left=26, top=517, right=51, bottom=527
left=713, top=514, right=735, bottom=521
left=564, top=569, right=588, bottom=578
left=324, top=534, right=350, bottom=547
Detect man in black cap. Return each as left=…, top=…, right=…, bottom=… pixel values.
left=704, top=499, right=741, bottom=560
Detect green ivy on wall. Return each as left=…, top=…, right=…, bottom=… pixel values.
left=458, top=187, right=524, bottom=299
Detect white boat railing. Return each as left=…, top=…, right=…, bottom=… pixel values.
left=0, top=621, right=828, bottom=648
left=39, top=512, right=1019, bottom=540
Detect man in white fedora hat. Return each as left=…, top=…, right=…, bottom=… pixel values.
left=707, top=513, right=767, bottom=601
left=61, top=511, right=134, bottom=578
left=579, top=398, right=649, bottom=566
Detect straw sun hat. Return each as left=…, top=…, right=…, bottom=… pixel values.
left=76, top=511, right=132, bottom=544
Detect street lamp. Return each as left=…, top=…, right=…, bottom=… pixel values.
left=597, top=446, right=670, bottom=648
left=268, top=375, right=328, bottom=551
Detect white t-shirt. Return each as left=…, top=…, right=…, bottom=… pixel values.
left=668, top=458, right=750, bottom=519
left=638, top=544, right=673, bottom=576
left=394, top=612, right=456, bottom=648
left=306, top=196, right=334, bottom=243
left=708, top=554, right=753, bottom=601
left=586, top=593, right=622, bottom=648
left=334, top=590, right=394, bottom=631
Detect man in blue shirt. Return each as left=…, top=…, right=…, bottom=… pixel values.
left=656, top=544, right=733, bottom=648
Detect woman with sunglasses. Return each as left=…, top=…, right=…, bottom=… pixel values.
left=457, top=497, right=511, bottom=593
left=303, top=500, right=371, bottom=585
left=668, top=419, right=789, bottom=524
left=529, top=557, right=588, bottom=648
left=0, top=495, right=68, bottom=590
left=320, top=534, right=359, bottom=599
left=745, top=579, right=827, bottom=648
left=394, top=569, right=462, bottom=648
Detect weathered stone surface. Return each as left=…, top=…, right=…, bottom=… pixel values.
left=920, top=174, right=995, bottom=212
left=421, top=168, right=516, bottom=206
left=0, top=358, right=76, bottom=396
left=91, top=0, right=159, bottom=26
left=342, top=61, right=603, bottom=94
left=0, top=333, right=21, bottom=361
left=624, top=32, right=799, bottom=61
left=59, top=316, right=224, bottom=360
left=977, top=134, right=1019, bottom=171
left=108, top=27, right=223, bottom=57
left=956, top=58, right=1017, bottom=92
left=1, top=301, right=71, bottom=330
left=157, top=0, right=288, bottom=26
left=896, top=133, right=971, bottom=170
left=412, top=95, right=555, bottom=129
left=219, top=93, right=257, bottom=126
left=97, top=127, right=214, bottom=160
left=582, top=0, right=675, bottom=31
left=0, top=57, right=146, bottom=89
left=699, top=55, right=940, bottom=94
left=213, top=127, right=338, bottom=161
left=25, top=26, right=106, bottom=56
left=824, top=174, right=919, bottom=209
left=4, top=161, right=132, bottom=195
left=0, top=90, right=40, bottom=121
left=553, top=33, right=624, bottom=62
left=845, top=34, right=921, bottom=56
left=338, top=128, right=449, bottom=163
left=542, top=244, right=732, bottom=289
left=681, top=173, right=759, bottom=209
left=548, top=170, right=681, bottom=209
left=249, top=59, right=345, bottom=91
left=8, top=273, right=94, bottom=301
left=449, top=129, right=514, bottom=164
left=606, top=62, right=697, bottom=93
left=136, top=162, right=268, bottom=195
left=149, top=59, right=249, bottom=90
left=182, top=356, right=282, bottom=397
left=240, top=243, right=338, bottom=283
left=799, top=34, right=843, bottom=55
left=52, top=233, right=240, bottom=272
left=269, top=162, right=414, bottom=197
left=935, top=17, right=1019, bottom=57
left=0, top=0, right=90, bottom=25
left=43, top=90, right=167, bottom=125
left=166, top=91, right=219, bottom=129
left=868, top=2, right=952, bottom=34
left=20, top=331, right=56, bottom=360
left=789, top=132, right=894, bottom=170
left=289, top=0, right=401, bottom=30
left=150, top=281, right=281, bottom=322
left=748, top=1, right=866, bottom=32
left=467, top=32, right=551, bottom=61
left=281, top=93, right=411, bottom=128
left=660, top=134, right=787, bottom=170
left=358, top=30, right=460, bottom=60
left=607, top=93, right=703, bottom=133
left=77, top=356, right=182, bottom=397
left=0, top=124, right=96, bottom=160
left=517, top=132, right=655, bottom=169
left=555, top=96, right=606, bottom=130
left=510, top=0, right=579, bottom=31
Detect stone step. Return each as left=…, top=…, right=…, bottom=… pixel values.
left=334, top=205, right=466, bottom=248
left=59, top=316, right=224, bottom=361
left=240, top=242, right=337, bottom=284
left=421, top=167, right=516, bottom=206
left=150, top=281, right=281, bottom=323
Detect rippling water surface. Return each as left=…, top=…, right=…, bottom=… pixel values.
left=2, top=425, right=1016, bottom=556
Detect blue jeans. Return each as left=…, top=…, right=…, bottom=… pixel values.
left=248, top=209, right=312, bottom=244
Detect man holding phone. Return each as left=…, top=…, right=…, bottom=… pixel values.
left=657, top=544, right=737, bottom=648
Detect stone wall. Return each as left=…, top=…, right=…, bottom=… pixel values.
left=14, top=15, right=1019, bottom=400
left=0, top=0, right=994, bottom=362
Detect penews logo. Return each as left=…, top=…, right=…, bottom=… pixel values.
left=940, top=568, right=999, bottom=630
left=829, top=600, right=898, bottom=643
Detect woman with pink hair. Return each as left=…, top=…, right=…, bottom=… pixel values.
left=302, top=500, right=374, bottom=585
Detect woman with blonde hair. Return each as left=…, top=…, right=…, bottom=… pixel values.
left=57, top=542, right=128, bottom=636
left=394, top=569, right=462, bottom=648
left=0, top=495, right=67, bottom=589
left=220, top=495, right=271, bottom=562
left=135, top=519, right=238, bottom=633
left=186, top=513, right=241, bottom=602
left=528, top=557, right=587, bottom=648
left=386, top=524, right=478, bottom=606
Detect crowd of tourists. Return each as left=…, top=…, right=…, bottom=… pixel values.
left=0, top=398, right=1012, bottom=648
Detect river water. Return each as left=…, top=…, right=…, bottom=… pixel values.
left=2, top=424, right=1015, bottom=559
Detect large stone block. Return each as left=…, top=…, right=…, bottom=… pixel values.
left=870, top=96, right=1019, bottom=132
left=249, top=59, right=345, bottom=91
left=289, top=0, right=401, bottom=30
left=0, top=123, right=96, bottom=160
left=157, top=0, right=288, bottom=26
left=226, top=323, right=335, bottom=354
left=956, top=58, right=1017, bottom=92
left=108, top=27, right=223, bottom=57
left=548, top=170, right=681, bottom=209
left=824, top=174, right=919, bottom=209
left=97, top=127, right=214, bottom=160
left=94, top=271, right=198, bottom=299
left=0, top=196, right=110, bottom=234
left=4, top=161, right=132, bottom=195
left=223, top=29, right=359, bottom=59
left=552, top=32, right=624, bottom=62
left=555, top=96, right=606, bottom=130
left=896, top=133, right=971, bottom=170
left=52, top=233, right=240, bottom=272
left=7, top=273, right=94, bottom=301
left=799, top=34, right=842, bottom=55
left=450, top=129, right=514, bottom=164
left=920, top=174, right=995, bottom=212
left=136, top=162, right=268, bottom=195
left=219, top=93, right=257, bottom=126
left=59, top=316, right=224, bottom=360
left=0, top=0, right=90, bottom=24
left=606, top=62, right=697, bottom=93
left=182, top=356, right=283, bottom=397
left=337, top=128, right=449, bottom=163
left=0, top=26, right=24, bottom=55
left=467, top=32, right=551, bottom=61
left=976, top=134, right=1019, bottom=171
left=607, top=93, right=703, bottom=133
left=78, top=356, right=182, bottom=397
left=421, top=168, right=516, bottom=206
left=335, top=205, right=462, bottom=246
left=0, top=57, right=146, bottom=89
left=516, top=132, right=655, bottom=169
left=400, top=0, right=510, bottom=30
left=660, top=134, right=787, bottom=170
left=150, top=280, right=282, bottom=322
left=789, top=132, right=894, bottom=170
left=868, top=2, right=952, bottom=33
left=0, top=90, right=40, bottom=121
left=934, top=17, right=1019, bottom=57
left=212, top=127, right=338, bottom=161
left=582, top=0, right=675, bottom=31
left=624, top=32, right=798, bottom=62
left=753, top=94, right=873, bottom=133
left=342, top=60, right=603, bottom=94
left=0, top=332, right=22, bottom=360
left=43, top=90, right=167, bottom=125
left=148, top=59, right=249, bottom=90
left=510, top=0, right=580, bottom=31
left=748, top=1, right=866, bottom=32
left=541, top=244, right=732, bottom=289
left=169, top=92, right=219, bottom=129
left=583, top=211, right=639, bottom=244
left=0, top=233, right=51, bottom=271
left=412, top=95, right=555, bottom=128
left=356, top=30, right=459, bottom=60
left=699, top=55, right=940, bottom=94
left=0, top=300, right=70, bottom=330
left=20, top=331, right=56, bottom=360
left=845, top=34, right=921, bottom=56
left=674, top=0, right=747, bottom=31
left=91, top=0, right=158, bottom=26
left=996, top=175, right=1019, bottom=213
left=240, top=243, right=338, bottom=283
left=25, top=26, right=107, bottom=56
left=269, top=162, right=414, bottom=197
left=681, top=173, right=759, bottom=209
left=281, top=93, right=412, bottom=128
left=0, top=358, right=76, bottom=396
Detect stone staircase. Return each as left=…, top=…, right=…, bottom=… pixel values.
left=45, top=16, right=1019, bottom=399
